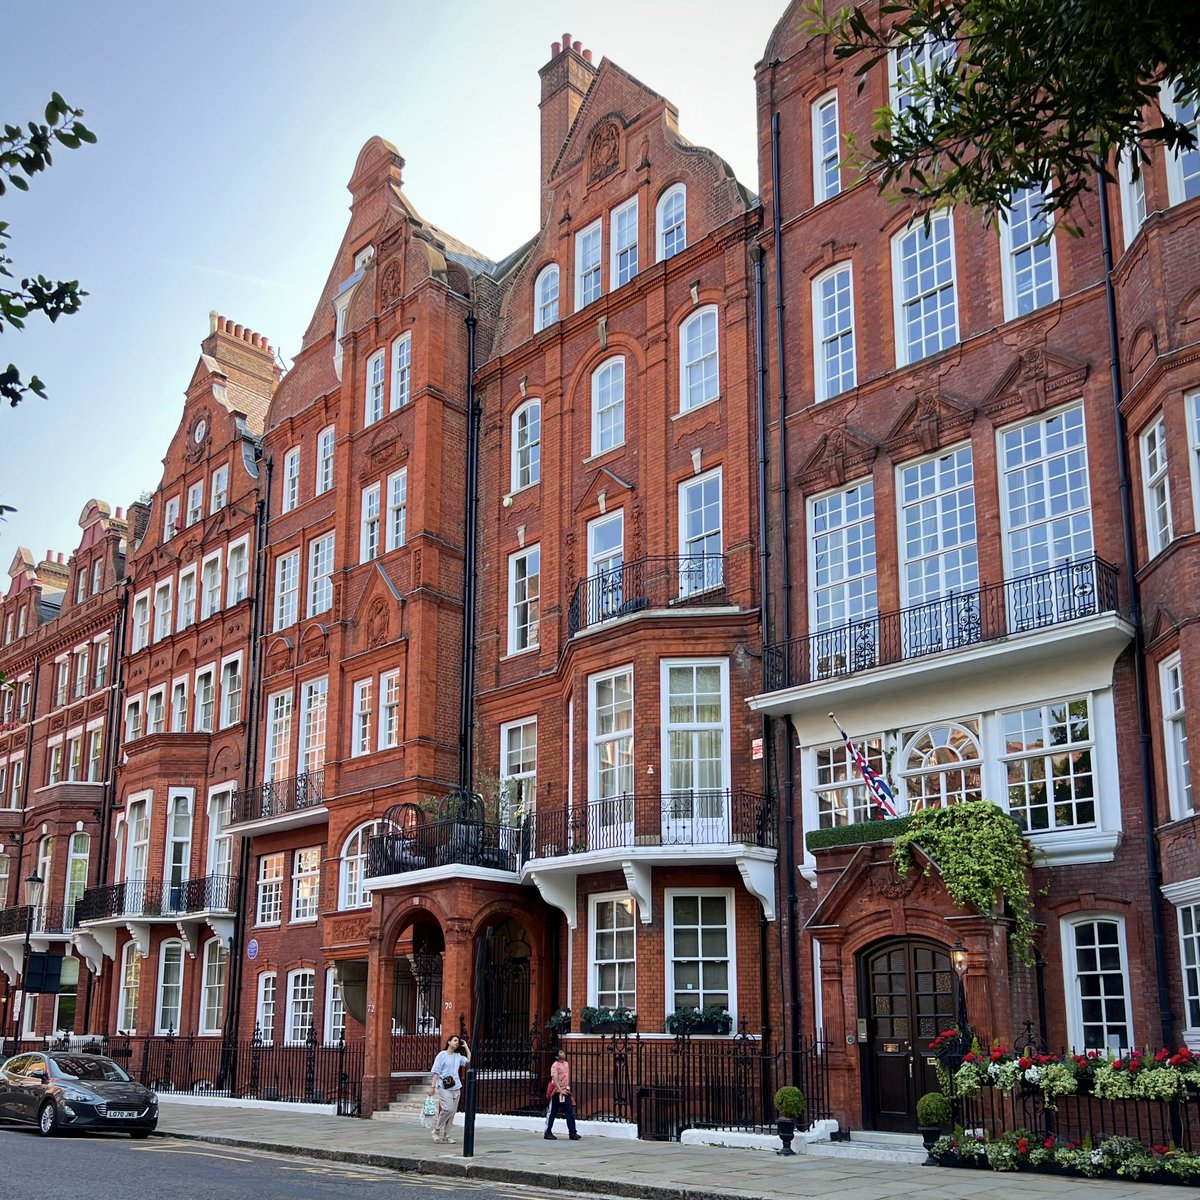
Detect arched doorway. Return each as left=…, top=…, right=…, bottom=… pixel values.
left=857, top=938, right=956, bottom=1132
left=394, top=918, right=444, bottom=1036
left=476, top=918, right=532, bottom=1064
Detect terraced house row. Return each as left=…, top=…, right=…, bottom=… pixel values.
left=1, top=1, right=1199, bottom=1134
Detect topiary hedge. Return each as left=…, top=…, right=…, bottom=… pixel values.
left=805, top=816, right=913, bottom=852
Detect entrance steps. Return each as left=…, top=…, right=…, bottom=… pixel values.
left=372, top=1075, right=432, bottom=1119
left=806, top=1130, right=928, bottom=1165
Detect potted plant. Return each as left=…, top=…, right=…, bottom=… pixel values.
left=773, top=1085, right=805, bottom=1156
left=547, top=1007, right=572, bottom=1036
left=664, top=1004, right=732, bottom=1035
left=580, top=1005, right=637, bottom=1034
left=916, top=1091, right=952, bottom=1160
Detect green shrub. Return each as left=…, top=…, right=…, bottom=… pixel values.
left=773, top=1085, right=805, bottom=1120
left=916, top=1091, right=952, bottom=1127
left=805, top=816, right=913, bottom=852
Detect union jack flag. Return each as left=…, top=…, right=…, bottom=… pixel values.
left=829, top=713, right=901, bottom=819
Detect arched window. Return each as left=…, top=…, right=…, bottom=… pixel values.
left=285, top=967, right=316, bottom=1044
left=591, top=357, right=626, bottom=457
left=256, top=971, right=277, bottom=1044
left=900, top=722, right=982, bottom=811
left=534, top=265, right=559, bottom=331
left=199, top=937, right=228, bottom=1036
left=657, top=185, right=687, bottom=261
left=117, top=940, right=140, bottom=1033
left=679, top=307, right=719, bottom=412
left=511, top=400, right=541, bottom=491
left=156, top=939, right=185, bottom=1034
left=339, top=819, right=395, bottom=910
left=65, top=832, right=89, bottom=919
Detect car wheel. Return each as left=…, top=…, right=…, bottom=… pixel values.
left=37, top=1102, right=58, bottom=1138
left=129, top=1129, right=152, bottom=1140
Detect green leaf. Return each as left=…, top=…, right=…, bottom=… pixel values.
left=10, top=175, right=27, bottom=191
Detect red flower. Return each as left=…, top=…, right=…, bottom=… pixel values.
left=1155, top=1048, right=1170, bottom=1063
left=1017, top=1138, right=1029, bottom=1155
left=1043, top=1137, right=1055, bottom=1150
left=1018, top=1056, right=1032, bottom=1070
left=964, top=1051, right=977, bottom=1062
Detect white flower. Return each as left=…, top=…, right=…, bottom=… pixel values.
left=1024, top=1066, right=1042, bottom=1083
left=988, top=1062, right=1001, bottom=1079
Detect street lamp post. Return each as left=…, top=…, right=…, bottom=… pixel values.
left=949, top=939, right=971, bottom=1127
left=7, top=870, right=44, bottom=1056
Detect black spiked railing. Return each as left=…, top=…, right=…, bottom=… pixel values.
left=74, top=874, right=239, bottom=924
left=231, top=770, right=325, bottom=826
left=568, top=554, right=728, bottom=635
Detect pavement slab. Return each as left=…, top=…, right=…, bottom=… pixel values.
left=155, top=1102, right=1177, bottom=1200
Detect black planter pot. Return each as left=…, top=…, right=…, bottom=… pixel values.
left=776, top=1118, right=796, bottom=1156
left=918, top=1126, right=941, bottom=1165
left=581, top=1017, right=637, bottom=1035
left=665, top=1018, right=732, bottom=1036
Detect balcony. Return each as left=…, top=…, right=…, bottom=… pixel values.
left=227, top=770, right=327, bottom=835
left=756, top=558, right=1130, bottom=719
left=0, top=903, right=80, bottom=983
left=567, top=554, right=729, bottom=636
left=518, top=790, right=778, bottom=925
left=365, top=816, right=522, bottom=889
left=72, top=874, right=240, bottom=972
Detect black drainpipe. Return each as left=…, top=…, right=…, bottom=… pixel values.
left=82, top=582, right=128, bottom=1033
left=771, top=110, right=801, bottom=1082
left=459, top=311, right=480, bottom=790
left=224, top=456, right=272, bottom=1046
left=1096, top=172, right=1173, bottom=1047
left=753, top=242, right=772, bottom=1041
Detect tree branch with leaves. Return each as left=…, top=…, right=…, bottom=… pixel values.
left=1, top=92, right=96, bottom=407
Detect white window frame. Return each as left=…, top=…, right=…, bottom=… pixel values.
left=390, top=333, right=412, bottom=411
left=1061, top=913, right=1134, bottom=1052
left=511, top=400, right=541, bottom=492
left=610, top=196, right=639, bottom=289
left=808, top=477, right=878, bottom=641
left=379, top=670, right=400, bottom=750
left=1161, top=652, right=1193, bottom=820
left=131, top=591, right=150, bottom=652
left=307, top=531, right=335, bottom=616
left=285, top=968, right=316, bottom=1045
left=589, top=665, right=634, bottom=805
left=332, top=294, right=350, bottom=378
left=256, top=971, right=277, bottom=1044
left=1163, top=81, right=1200, bottom=206
left=153, top=579, right=173, bottom=642
left=1141, top=415, right=1173, bottom=557
left=664, top=887, right=736, bottom=1022
left=219, top=654, right=243, bottom=728
left=177, top=567, right=197, bottom=632
left=273, top=550, right=300, bottom=630
left=892, top=210, right=959, bottom=366
left=200, top=550, right=223, bottom=621
left=210, top=464, right=229, bottom=513
left=534, top=264, right=559, bottom=332
left=659, top=657, right=732, bottom=799
left=281, top=446, right=301, bottom=513
left=186, top=480, right=204, bottom=527
left=339, top=820, right=391, bottom=910
left=256, top=852, right=284, bottom=926
left=324, top=968, right=347, bottom=1046
left=500, top=717, right=537, bottom=820
left=170, top=677, right=189, bottom=733
left=679, top=468, right=724, bottom=596
left=155, top=939, right=185, bottom=1035
left=365, top=350, right=386, bottom=426
left=316, top=425, right=336, bottom=495
left=206, top=784, right=234, bottom=878
left=124, top=697, right=143, bottom=745
left=588, top=891, right=636, bottom=1011
left=386, top=469, right=407, bottom=552
left=291, top=846, right=321, bottom=923
left=812, top=263, right=856, bottom=402
left=360, top=483, right=381, bottom=562
left=146, top=687, right=165, bottom=737
left=591, top=356, right=626, bottom=457
left=812, top=90, right=841, bottom=203
left=117, top=940, right=140, bottom=1034
left=999, top=187, right=1059, bottom=321
left=265, top=690, right=293, bottom=782
left=1191, top=392, right=1200, bottom=532
left=575, top=219, right=602, bottom=309
left=507, top=545, right=540, bottom=655
left=227, top=536, right=250, bottom=606
left=298, top=676, right=328, bottom=775
left=199, top=937, right=228, bottom=1036
left=890, top=35, right=956, bottom=117
left=91, top=558, right=103, bottom=595
left=92, top=637, right=110, bottom=689
left=656, top=183, right=686, bottom=261
left=352, top=679, right=373, bottom=757
left=194, top=666, right=216, bottom=734
left=679, top=306, right=719, bottom=413
left=1177, top=901, right=1200, bottom=1043
left=1118, top=153, right=1148, bottom=249
left=163, top=496, right=180, bottom=541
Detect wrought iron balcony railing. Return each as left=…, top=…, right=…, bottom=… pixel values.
left=519, top=789, right=775, bottom=864
left=567, top=554, right=727, bottom=635
left=762, top=556, right=1121, bottom=693
left=366, top=817, right=521, bottom=879
left=74, top=874, right=239, bottom=924
left=0, top=902, right=75, bottom=938
left=231, top=770, right=325, bottom=826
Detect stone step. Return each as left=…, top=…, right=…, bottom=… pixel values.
left=807, top=1132, right=928, bottom=1166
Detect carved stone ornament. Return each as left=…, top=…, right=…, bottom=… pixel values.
left=866, top=860, right=922, bottom=901
left=366, top=598, right=390, bottom=648
left=185, top=409, right=212, bottom=464
left=380, top=259, right=403, bottom=308
left=589, top=122, right=621, bottom=184
left=331, top=915, right=371, bottom=945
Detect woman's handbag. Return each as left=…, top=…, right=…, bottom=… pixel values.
left=421, top=1096, right=438, bottom=1129
left=441, top=1075, right=458, bottom=1089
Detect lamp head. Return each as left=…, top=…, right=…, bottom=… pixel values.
left=23, top=870, right=44, bottom=908
left=951, top=939, right=968, bottom=978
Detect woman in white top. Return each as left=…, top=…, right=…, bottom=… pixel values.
left=428, top=1034, right=470, bottom=1143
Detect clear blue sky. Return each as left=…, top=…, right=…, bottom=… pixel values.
left=1, top=0, right=782, bottom=565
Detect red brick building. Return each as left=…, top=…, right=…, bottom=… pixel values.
left=749, top=0, right=1200, bottom=1134
left=0, top=503, right=130, bottom=1042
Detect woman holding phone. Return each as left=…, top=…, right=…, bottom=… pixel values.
left=428, top=1034, right=471, bottom=1143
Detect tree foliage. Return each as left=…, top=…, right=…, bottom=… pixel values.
left=804, top=0, right=1200, bottom=228
left=1, top=93, right=96, bottom=407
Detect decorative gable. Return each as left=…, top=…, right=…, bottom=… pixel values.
left=797, top=428, right=877, bottom=492
left=883, top=387, right=976, bottom=458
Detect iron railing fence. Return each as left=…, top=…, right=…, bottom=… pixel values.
left=74, top=874, right=239, bottom=924
left=471, top=1025, right=829, bottom=1140
left=567, top=554, right=728, bottom=635
left=231, top=770, right=326, bottom=826
left=367, top=818, right=521, bottom=879
left=519, top=790, right=774, bottom=863
left=0, top=902, right=75, bottom=937
left=956, top=1077, right=1198, bottom=1153
left=391, top=1033, right=443, bottom=1074
left=101, top=1031, right=362, bottom=1116
left=763, top=556, right=1121, bottom=692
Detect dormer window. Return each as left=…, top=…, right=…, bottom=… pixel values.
left=534, top=265, right=560, bottom=332
left=354, top=245, right=374, bottom=270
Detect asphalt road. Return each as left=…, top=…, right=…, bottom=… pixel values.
left=0, top=1130, right=586, bottom=1200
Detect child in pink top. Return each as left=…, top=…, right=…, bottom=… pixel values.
left=545, top=1048, right=581, bottom=1140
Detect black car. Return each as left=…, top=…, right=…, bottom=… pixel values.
left=0, top=1051, right=158, bottom=1137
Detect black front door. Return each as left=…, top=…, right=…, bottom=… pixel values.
left=860, top=939, right=955, bottom=1132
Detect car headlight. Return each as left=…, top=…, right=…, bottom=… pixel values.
left=149, top=1092, right=159, bottom=1106
left=61, top=1088, right=94, bottom=1103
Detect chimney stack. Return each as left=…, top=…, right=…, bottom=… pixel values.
left=539, top=33, right=598, bottom=223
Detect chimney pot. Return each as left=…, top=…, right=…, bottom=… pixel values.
left=562, top=31, right=571, bottom=48
left=233, top=323, right=244, bottom=338
left=116, top=507, right=125, bottom=519
left=572, top=40, right=581, bottom=52
left=583, top=48, right=593, bottom=63
left=551, top=41, right=561, bottom=56
left=209, top=310, right=219, bottom=332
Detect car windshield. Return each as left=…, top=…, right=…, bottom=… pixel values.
left=51, top=1056, right=132, bottom=1083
